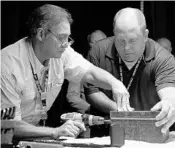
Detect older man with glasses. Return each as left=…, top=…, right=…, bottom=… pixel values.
left=1, top=4, right=131, bottom=139
left=48, top=29, right=74, bottom=48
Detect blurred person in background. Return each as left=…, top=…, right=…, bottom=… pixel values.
left=157, top=37, right=172, bottom=53
left=87, top=30, right=107, bottom=49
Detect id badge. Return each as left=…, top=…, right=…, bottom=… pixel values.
left=40, top=92, right=48, bottom=126
left=41, top=92, right=48, bottom=107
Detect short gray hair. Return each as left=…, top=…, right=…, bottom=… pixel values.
left=27, top=4, right=73, bottom=38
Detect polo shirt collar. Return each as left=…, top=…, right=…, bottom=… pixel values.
left=105, top=37, right=155, bottom=62
left=144, top=39, right=155, bottom=62
left=106, top=37, right=118, bottom=61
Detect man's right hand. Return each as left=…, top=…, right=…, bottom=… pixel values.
left=52, top=120, right=86, bottom=139
left=112, top=80, right=134, bottom=111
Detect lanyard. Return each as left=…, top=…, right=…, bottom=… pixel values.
left=29, top=61, right=48, bottom=126
left=29, top=62, right=47, bottom=107
left=119, top=56, right=143, bottom=90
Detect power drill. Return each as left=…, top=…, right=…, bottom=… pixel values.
left=61, top=112, right=111, bottom=126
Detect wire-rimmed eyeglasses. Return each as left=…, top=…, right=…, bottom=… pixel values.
left=48, top=29, right=74, bottom=47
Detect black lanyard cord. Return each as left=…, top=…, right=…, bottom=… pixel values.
left=29, top=62, right=43, bottom=93
left=119, top=55, right=143, bottom=91
left=29, top=61, right=47, bottom=107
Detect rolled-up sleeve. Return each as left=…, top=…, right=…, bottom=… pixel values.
left=62, top=47, right=93, bottom=83
left=1, top=67, right=22, bottom=120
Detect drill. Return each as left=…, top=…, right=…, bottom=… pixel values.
left=61, top=112, right=111, bottom=126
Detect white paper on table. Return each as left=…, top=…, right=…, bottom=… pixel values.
left=60, top=136, right=110, bottom=146
left=60, top=131, right=175, bottom=148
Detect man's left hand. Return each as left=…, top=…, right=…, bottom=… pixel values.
left=151, top=100, right=175, bottom=134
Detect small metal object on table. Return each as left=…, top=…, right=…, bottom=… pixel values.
left=1, top=107, right=16, bottom=148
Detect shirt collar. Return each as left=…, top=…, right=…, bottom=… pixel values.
left=105, top=37, right=155, bottom=62
left=105, top=37, right=118, bottom=61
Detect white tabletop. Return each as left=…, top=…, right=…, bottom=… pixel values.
left=61, top=131, right=175, bottom=148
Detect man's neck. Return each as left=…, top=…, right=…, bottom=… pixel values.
left=32, top=39, right=48, bottom=65
left=122, top=60, right=137, bottom=70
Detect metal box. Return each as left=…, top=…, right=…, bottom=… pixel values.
left=110, top=111, right=169, bottom=144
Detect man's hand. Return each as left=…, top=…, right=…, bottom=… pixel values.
left=112, top=81, right=134, bottom=111
left=151, top=100, right=175, bottom=134
left=52, top=120, right=86, bottom=139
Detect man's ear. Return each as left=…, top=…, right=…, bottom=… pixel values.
left=144, top=29, right=149, bottom=42
left=36, top=28, right=46, bottom=41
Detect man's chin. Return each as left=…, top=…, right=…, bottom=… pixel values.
left=122, top=56, right=136, bottom=62
left=53, top=54, right=61, bottom=59
left=125, top=59, right=136, bottom=62
left=54, top=52, right=64, bottom=58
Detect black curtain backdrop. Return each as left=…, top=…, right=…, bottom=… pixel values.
left=2, top=1, right=175, bottom=56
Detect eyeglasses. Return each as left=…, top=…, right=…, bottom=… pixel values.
left=48, top=29, right=74, bottom=47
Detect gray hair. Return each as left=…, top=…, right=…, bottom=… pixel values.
left=113, top=7, right=147, bottom=33
left=27, top=4, right=73, bottom=38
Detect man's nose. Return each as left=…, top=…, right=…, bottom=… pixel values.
left=61, top=42, right=69, bottom=48
left=124, top=42, right=131, bottom=51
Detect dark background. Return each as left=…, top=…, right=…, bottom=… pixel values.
left=1, top=1, right=175, bottom=56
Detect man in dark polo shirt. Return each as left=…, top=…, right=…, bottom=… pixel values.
left=85, top=7, right=175, bottom=136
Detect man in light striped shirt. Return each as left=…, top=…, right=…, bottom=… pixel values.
left=1, top=4, right=130, bottom=139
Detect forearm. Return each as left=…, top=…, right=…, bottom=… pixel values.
left=14, top=120, right=54, bottom=139
left=87, top=92, right=117, bottom=114
left=67, top=95, right=90, bottom=114
left=158, top=87, right=175, bottom=107
left=83, top=65, right=121, bottom=90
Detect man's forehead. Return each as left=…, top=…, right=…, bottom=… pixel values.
left=115, top=17, right=140, bottom=33
left=115, top=27, right=141, bottom=37
left=54, top=21, right=71, bottom=35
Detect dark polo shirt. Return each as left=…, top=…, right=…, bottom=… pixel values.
left=85, top=37, right=175, bottom=111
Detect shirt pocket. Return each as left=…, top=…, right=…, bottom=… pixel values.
left=22, top=78, right=36, bottom=103
left=50, top=76, right=64, bottom=100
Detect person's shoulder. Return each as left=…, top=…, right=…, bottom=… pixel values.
left=147, top=38, right=175, bottom=65
left=1, top=38, right=29, bottom=72
left=147, top=38, right=171, bottom=58
left=61, top=46, right=82, bottom=59
left=60, top=46, right=85, bottom=64
left=1, top=38, right=28, bottom=59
